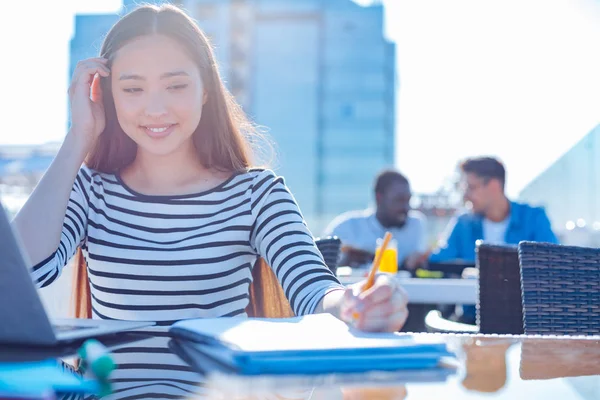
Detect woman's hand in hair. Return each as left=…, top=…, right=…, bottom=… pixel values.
left=68, top=57, right=110, bottom=148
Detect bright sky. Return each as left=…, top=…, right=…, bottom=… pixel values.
left=1, top=0, right=599, bottom=198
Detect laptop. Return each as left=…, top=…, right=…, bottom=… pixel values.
left=0, top=201, right=154, bottom=346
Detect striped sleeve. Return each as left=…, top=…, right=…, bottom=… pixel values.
left=31, top=166, right=91, bottom=288
left=249, top=170, right=344, bottom=316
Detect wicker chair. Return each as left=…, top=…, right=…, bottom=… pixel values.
left=314, top=236, right=341, bottom=274
left=246, top=236, right=342, bottom=318
left=477, top=243, right=523, bottom=334
left=425, top=242, right=524, bottom=334
left=518, top=241, right=600, bottom=336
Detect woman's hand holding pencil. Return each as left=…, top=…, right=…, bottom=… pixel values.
left=340, top=232, right=409, bottom=332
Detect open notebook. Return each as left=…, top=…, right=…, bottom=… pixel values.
left=169, top=314, right=454, bottom=375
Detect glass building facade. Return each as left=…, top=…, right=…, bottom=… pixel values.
left=519, top=124, right=600, bottom=244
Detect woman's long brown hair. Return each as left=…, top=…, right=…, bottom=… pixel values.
left=72, top=5, right=292, bottom=320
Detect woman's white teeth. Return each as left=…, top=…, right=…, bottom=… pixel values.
left=147, top=126, right=169, bottom=133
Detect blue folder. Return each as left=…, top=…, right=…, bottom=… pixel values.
left=0, top=359, right=99, bottom=396
left=170, top=314, right=454, bottom=375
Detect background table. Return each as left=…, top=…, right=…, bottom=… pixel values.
left=339, top=276, right=478, bottom=305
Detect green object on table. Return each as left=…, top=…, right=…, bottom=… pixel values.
left=416, top=269, right=444, bottom=279
left=78, top=339, right=116, bottom=383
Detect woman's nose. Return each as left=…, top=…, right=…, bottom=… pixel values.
left=144, top=94, right=168, bottom=118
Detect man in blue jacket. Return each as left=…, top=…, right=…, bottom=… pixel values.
left=428, top=157, right=558, bottom=324
left=430, top=156, right=558, bottom=263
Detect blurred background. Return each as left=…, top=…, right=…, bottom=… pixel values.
left=1, top=0, right=599, bottom=315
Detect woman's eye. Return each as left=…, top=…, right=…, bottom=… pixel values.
left=123, top=88, right=143, bottom=93
left=169, top=84, right=188, bottom=90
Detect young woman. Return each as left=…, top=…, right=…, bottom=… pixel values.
left=12, top=5, right=409, bottom=398
left=13, top=4, right=407, bottom=334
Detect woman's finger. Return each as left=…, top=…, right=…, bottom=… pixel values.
left=357, top=307, right=408, bottom=332
left=340, top=288, right=354, bottom=319
left=70, top=64, right=110, bottom=99
left=72, top=62, right=110, bottom=86
left=358, top=290, right=408, bottom=322
left=388, top=308, right=409, bottom=331
left=75, top=59, right=110, bottom=74
left=360, top=299, right=395, bottom=319
left=357, top=274, right=395, bottom=305
left=90, top=74, right=104, bottom=104
left=76, top=57, right=109, bottom=68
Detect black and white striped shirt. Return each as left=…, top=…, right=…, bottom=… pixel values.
left=32, top=166, right=343, bottom=325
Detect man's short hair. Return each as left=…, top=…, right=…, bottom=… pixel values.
left=374, top=169, right=409, bottom=194
left=460, top=157, right=506, bottom=189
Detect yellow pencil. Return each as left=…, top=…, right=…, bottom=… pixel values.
left=352, top=231, right=393, bottom=319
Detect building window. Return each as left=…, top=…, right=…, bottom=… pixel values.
left=343, top=21, right=356, bottom=32
left=341, top=104, right=353, bottom=118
